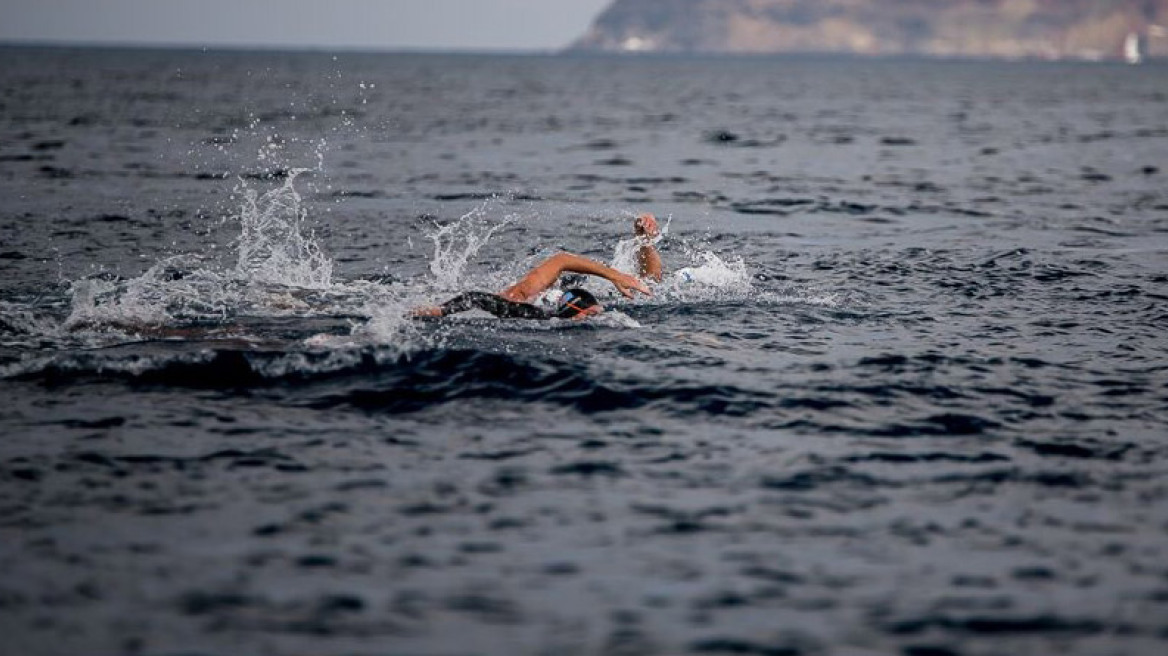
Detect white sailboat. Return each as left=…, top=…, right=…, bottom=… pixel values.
left=1124, top=32, right=1143, bottom=65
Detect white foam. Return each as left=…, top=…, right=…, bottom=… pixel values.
left=62, top=256, right=198, bottom=332
left=353, top=294, right=419, bottom=345
left=654, top=250, right=753, bottom=303
left=592, top=310, right=642, bottom=329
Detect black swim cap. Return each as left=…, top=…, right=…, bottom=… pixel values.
left=554, top=288, right=600, bottom=319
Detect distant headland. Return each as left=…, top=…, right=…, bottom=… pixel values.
left=570, top=0, right=1168, bottom=62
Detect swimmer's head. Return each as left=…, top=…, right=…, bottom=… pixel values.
left=553, top=288, right=602, bottom=320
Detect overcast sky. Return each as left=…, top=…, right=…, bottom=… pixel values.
left=0, top=0, right=614, bottom=51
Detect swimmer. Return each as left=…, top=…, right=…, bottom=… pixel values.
left=412, top=214, right=663, bottom=321
left=410, top=251, right=649, bottom=320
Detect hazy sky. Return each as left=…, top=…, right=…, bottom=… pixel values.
left=0, top=0, right=614, bottom=51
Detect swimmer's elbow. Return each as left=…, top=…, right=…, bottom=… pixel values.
left=547, top=252, right=576, bottom=267
left=541, top=251, right=587, bottom=275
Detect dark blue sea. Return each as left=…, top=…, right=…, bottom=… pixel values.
left=1, top=47, right=1167, bottom=656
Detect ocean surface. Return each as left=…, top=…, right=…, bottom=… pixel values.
left=1, top=47, right=1167, bottom=656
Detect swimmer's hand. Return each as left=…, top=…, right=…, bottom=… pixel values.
left=610, top=270, right=652, bottom=299
left=409, top=305, right=444, bottom=318
left=634, top=213, right=659, bottom=239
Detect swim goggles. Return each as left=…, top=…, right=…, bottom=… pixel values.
left=557, top=292, right=588, bottom=317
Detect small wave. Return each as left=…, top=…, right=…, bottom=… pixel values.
left=5, top=346, right=774, bottom=418
left=304, top=349, right=774, bottom=416
left=3, top=345, right=394, bottom=387
left=0, top=301, right=63, bottom=340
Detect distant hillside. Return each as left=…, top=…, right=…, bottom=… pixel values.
left=570, top=0, right=1168, bottom=61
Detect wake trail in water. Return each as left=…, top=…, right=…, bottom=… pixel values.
left=1, top=172, right=853, bottom=384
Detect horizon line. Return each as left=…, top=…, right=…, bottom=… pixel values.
left=0, top=37, right=563, bottom=56
left=1, top=38, right=1162, bottom=65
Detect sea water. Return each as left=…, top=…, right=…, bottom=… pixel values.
left=1, top=48, right=1167, bottom=655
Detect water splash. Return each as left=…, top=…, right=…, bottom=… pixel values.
left=55, top=170, right=343, bottom=336
left=62, top=255, right=215, bottom=333
left=608, top=222, right=753, bottom=303
left=425, top=203, right=514, bottom=291
left=234, top=169, right=333, bottom=289
left=658, top=247, right=843, bottom=308
left=672, top=250, right=750, bottom=288
left=324, top=280, right=421, bottom=348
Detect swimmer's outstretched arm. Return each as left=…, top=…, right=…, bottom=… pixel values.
left=500, top=252, right=651, bottom=303
left=634, top=213, right=663, bottom=282
left=409, top=251, right=651, bottom=317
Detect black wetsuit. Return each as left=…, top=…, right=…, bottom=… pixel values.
left=439, top=292, right=551, bottom=319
